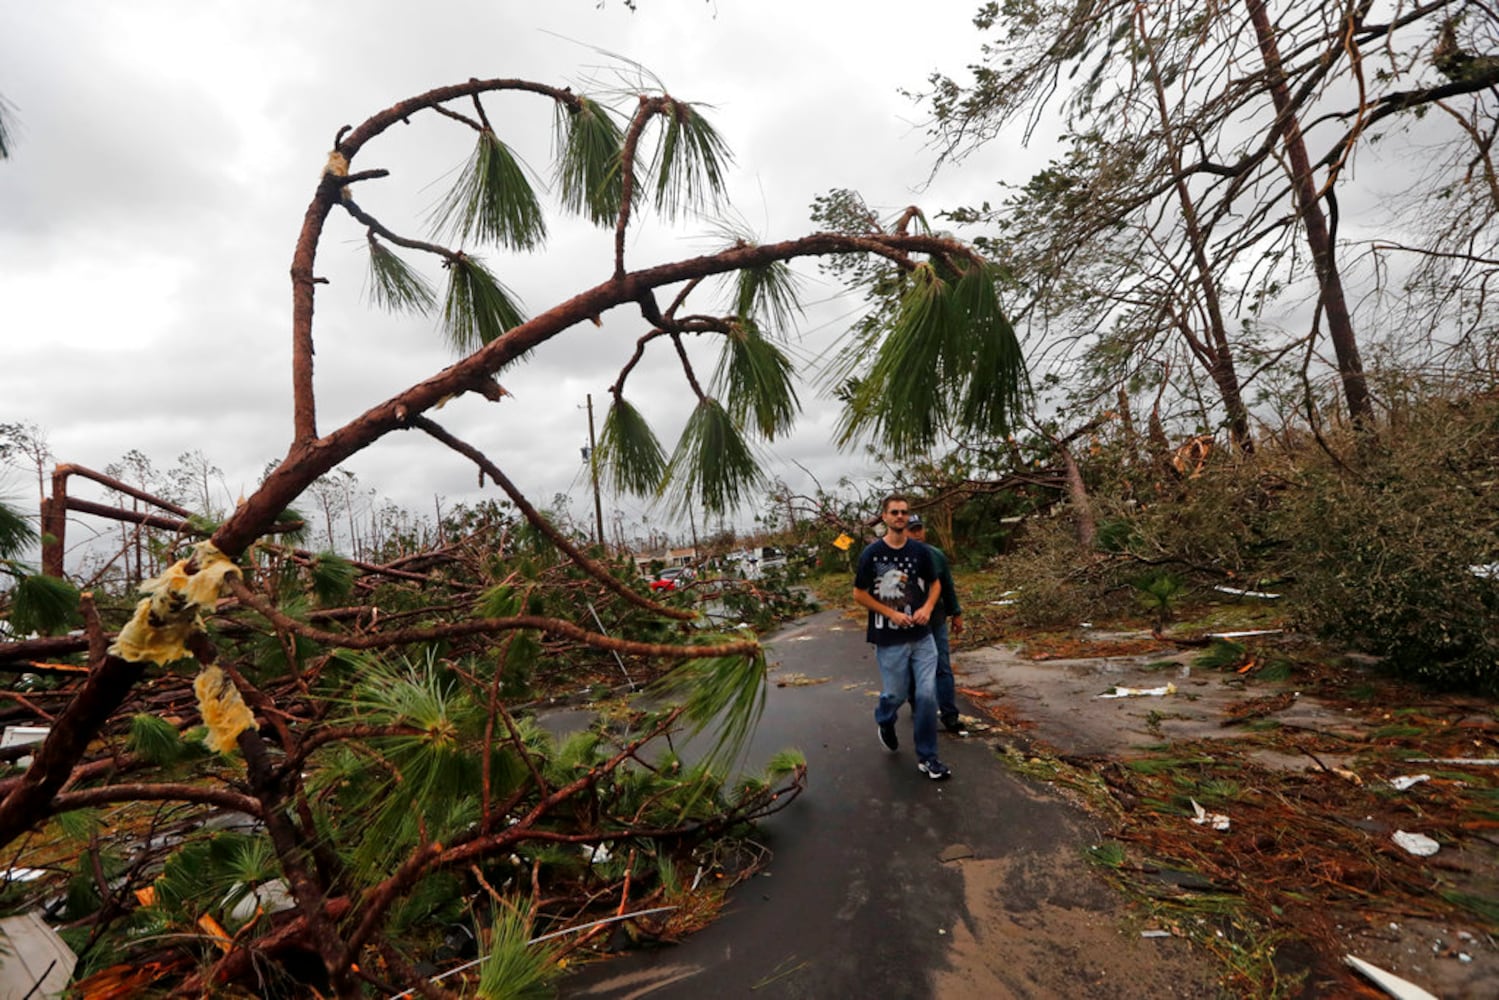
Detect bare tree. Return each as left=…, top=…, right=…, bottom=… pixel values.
left=0, top=421, right=51, bottom=509
left=167, top=448, right=228, bottom=519
left=928, top=0, right=1499, bottom=436
left=0, top=93, right=15, bottom=160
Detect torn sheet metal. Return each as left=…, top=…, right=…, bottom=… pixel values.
left=1, top=726, right=49, bottom=767
left=1212, top=585, right=1281, bottom=599
left=1409, top=757, right=1499, bottom=765
left=1204, top=629, right=1284, bottom=639
left=1343, top=955, right=1439, bottom=1000
left=0, top=911, right=77, bottom=1000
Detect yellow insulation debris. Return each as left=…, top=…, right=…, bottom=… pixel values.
left=324, top=150, right=350, bottom=200
left=194, top=664, right=258, bottom=753
left=108, top=542, right=242, bottom=666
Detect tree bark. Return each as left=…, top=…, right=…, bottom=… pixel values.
left=1245, top=0, right=1374, bottom=429
left=1138, top=9, right=1256, bottom=453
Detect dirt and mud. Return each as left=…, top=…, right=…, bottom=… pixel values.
left=953, top=628, right=1499, bottom=999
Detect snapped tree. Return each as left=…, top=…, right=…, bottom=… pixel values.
left=0, top=72, right=1025, bottom=996
left=928, top=1, right=1499, bottom=444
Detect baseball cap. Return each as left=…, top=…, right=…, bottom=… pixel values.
left=907, top=514, right=923, bottom=528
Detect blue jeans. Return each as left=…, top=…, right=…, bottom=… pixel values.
left=874, top=635, right=939, bottom=763
left=931, top=618, right=957, bottom=722
left=908, top=618, right=958, bottom=722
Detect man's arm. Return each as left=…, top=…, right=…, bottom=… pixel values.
left=854, top=586, right=915, bottom=628
left=942, top=569, right=962, bottom=633
left=912, top=543, right=941, bottom=625
left=943, top=563, right=963, bottom=634
left=913, top=578, right=940, bottom=625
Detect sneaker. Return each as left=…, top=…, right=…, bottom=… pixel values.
left=917, top=758, right=952, bottom=781
left=877, top=722, right=899, bottom=752
left=941, top=714, right=967, bottom=735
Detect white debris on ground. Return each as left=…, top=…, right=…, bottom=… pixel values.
left=1097, top=683, right=1177, bottom=699
left=1390, top=831, right=1440, bottom=857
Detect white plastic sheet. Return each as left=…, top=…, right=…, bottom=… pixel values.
left=1390, top=830, right=1439, bottom=857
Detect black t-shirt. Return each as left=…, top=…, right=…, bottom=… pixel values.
left=854, top=538, right=937, bottom=646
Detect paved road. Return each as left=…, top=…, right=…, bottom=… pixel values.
left=561, top=609, right=1217, bottom=999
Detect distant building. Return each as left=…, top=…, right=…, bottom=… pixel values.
left=632, top=546, right=698, bottom=577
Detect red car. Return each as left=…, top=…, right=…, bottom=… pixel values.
left=649, top=568, right=691, bottom=592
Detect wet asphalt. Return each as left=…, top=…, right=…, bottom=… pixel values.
left=560, top=608, right=1089, bottom=999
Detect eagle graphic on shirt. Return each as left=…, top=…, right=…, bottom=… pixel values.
left=861, top=548, right=928, bottom=630
left=875, top=567, right=907, bottom=602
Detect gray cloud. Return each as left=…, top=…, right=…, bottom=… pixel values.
left=1, top=1, right=1033, bottom=549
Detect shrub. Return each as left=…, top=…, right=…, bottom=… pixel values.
left=1278, top=398, right=1499, bottom=690
left=1000, top=522, right=1133, bottom=627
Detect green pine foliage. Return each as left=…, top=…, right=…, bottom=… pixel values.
left=733, top=259, right=803, bottom=335
left=0, top=94, right=14, bottom=160
left=475, top=902, right=562, bottom=999
left=155, top=831, right=279, bottom=923
left=478, top=583, right=523, bottom=618
left=0, top=498, right=71, bottom=637
left=950, top=262, right=1027, bottom=437
left=309, top=551, right=356, bottom=606
left=836, top=260, right=1027, bottom=458
left=760, top=748, right=805, bottom=782
left=652, top=650, right=767, bottom=772
left=839, top=263, right=952, bottom=455
left=595, top=397, right=667, bottom=497
left=650, top=100, right=731, bottom=220
left=441, top=254, right=527, bottom=352
left=0, top=496, right=34, bottom=559
left=126, top=714, right=189, bottom=766
left=365, top=235, right=437, bottom=314
left=663, top=398, right=763, bottom=516
left=52, top=809, right=100, bottom=844
left=546, top=729, right=604, bottom=785
left=1130, top=569, right=1186, bottom=632
left=315, top=652, right=501, bottom=876
left=1195, top=639, right=1249, bottom=670
left=273, top=505, right=310, bottom=546
left=385, top=870, right=466, bottom=938
left=712, top=321, right=799, bottom=440
left=430, top=130, right=547, bottom=250
left=7, top=572, right=80, bottom=636
left=554, top=97, right=627, bottom=225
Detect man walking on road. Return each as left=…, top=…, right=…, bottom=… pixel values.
left=853, top=495, right=952, bottom=781
left=907, top=515, right=966, bottom=735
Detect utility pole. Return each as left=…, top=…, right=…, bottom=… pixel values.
left=586, top=394, right=606, bottom=550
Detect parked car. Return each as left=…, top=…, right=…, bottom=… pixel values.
left=649, top=567, right=693, bottom=592
left=757, top=546, right=787, bottom=572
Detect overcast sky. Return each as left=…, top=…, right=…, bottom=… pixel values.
left=0, top=1, right=1027, bottom=551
